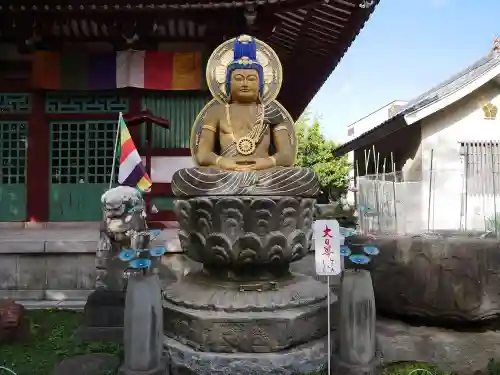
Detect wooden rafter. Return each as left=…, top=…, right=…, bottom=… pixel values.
left=0, top=0, right=380, bottom=120
left=0, top=9, right=241, bottom=48
left=280, top=0, right=380, bottom=118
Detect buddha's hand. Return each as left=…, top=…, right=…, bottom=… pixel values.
left=217, top=157, right=241, bottom=171
left=250, top=157, right=276, bottom=171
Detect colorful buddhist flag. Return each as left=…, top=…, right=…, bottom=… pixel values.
left=116, top=114, right=152, bottom=192
left=32, top=50, right=204, bottom=91
left=172, top=52, right=203, bottom=90
left=32, top=51, right=116, bottom=90
left=117, top=50, right=203, bottom=90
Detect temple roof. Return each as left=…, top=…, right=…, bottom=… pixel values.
left=334, top=49, right=500, bottom=156
left=0, top=0, right=380, bottom=118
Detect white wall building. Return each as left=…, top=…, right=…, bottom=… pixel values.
left=335, top=44, right=500, bottom=233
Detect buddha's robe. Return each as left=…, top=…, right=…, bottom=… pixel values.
left=171, top=166, right=319, bottom=197
left=173, top=103, right=319, bottom=197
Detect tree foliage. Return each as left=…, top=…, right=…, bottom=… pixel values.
left=294, top=112, right=351, bottom=202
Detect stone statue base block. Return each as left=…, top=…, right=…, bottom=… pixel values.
left=117, top=356, right=169, bottom=375
left=165, top=335, right=330, bottom=375
left=163, top=273, right=335, bottom=353
left=78, top=289, right=125, bottom=342
left=377, top=318, right=500, bottom=374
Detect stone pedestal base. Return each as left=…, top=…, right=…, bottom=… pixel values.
left=78, top=289, right=125, bottom=341
left=165, top=336, right=330, bottom=375
left=163, top=272, right=335, bottom=374
left=163, top=272, right=334, bottom=353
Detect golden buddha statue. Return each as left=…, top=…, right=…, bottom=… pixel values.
left=171, top=35, right=319, bottom=197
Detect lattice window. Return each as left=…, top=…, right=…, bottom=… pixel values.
left=87, top=121, right=118, bottom=183
left=1, top=122, right=27, bottom=184
left=45, top=92, right=129, bottom=113
left=0, top=93, right=31, bottom=113
left=51, top=121, right=118, bottom=184
left=460, top=141, right=500, bottom=195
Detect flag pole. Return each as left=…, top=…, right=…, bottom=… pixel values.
left=109, top=112, right=122, bottom=189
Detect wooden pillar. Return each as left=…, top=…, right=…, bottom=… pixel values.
left=145, top=120, right=152, bottom=214
left=128, top=89, right=142, bottom=145
left=27, top=91, right=50, bottom=222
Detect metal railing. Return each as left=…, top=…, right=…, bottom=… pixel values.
left=357, top=169, right=500, bottom=235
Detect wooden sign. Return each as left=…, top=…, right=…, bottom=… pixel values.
left=314, top=220, right=342, bottom=275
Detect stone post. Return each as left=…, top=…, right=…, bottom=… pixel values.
left=119, top=273, right=167, bottom=375
left=334, top=269, right=378, bottom=375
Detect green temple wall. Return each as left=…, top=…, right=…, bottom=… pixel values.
left=140, top=91, right=211, bottom=149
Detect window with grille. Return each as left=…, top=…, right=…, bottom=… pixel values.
left=0, top=121, right=27, bottom=184
left=50, top=121, right=118, bottom=184
left=460, top=141, right=500, bottom=195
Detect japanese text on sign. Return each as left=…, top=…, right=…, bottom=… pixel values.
left=314, top=220, right=341, bottom=275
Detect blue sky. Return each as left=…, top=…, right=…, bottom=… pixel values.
left=308, top=0, right=500, bottom=142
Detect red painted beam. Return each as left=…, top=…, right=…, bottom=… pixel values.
left=0, top=79, right=30, bottom=92
left=44, top=113, right=121, bottom=120
left=149, top=211, right=177, bottom=222
left=0, top=114, right=30, bottom=121
left=27, top=91, right=49, bottom=222
left=151, top=183, right=172, bottom=196
left=138, top=148, right=191, bottom=157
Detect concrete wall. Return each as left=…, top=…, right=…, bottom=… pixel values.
left=0, top=235, right=96, bottom=303
left=0, top=227, right=324, bottom=306
left=141, top=156, right=194, bottom=183
left=0, top=227, right=181, bottom=305
left=420, top=81, right=500, bottom=230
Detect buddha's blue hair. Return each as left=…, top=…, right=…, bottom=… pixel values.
left=225, top=35, right=264, bottom=98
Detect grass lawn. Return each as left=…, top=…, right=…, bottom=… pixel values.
left=381, top=362, right=452, bottom=375
left=1, top=309, right=494, bottom=375
left=0, top=309, right=122, bottom=375
left=308, top=364, right=450, bottom=375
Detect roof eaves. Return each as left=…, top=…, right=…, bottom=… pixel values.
left=397, top=54, right=500, bottom=115
left=333, top=53, right=500, bottom=157
left=333, top=112, right=408, bottom=157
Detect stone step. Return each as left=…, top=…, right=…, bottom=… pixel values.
left=15, top=299, right=86, bottom=310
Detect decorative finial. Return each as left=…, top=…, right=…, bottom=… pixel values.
left=359, top=0, right=374, bottom=8
left=238, top=35, right=253, bottom=43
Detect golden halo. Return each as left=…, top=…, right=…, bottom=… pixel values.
left=205, top=36, right=283, bottom=105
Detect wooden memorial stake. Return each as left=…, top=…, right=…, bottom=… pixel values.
left=333, top=231, right=379, bottom=375
left=119, top=272, right=167, bottom=375
left=335, top=268, right=378, bottom=375
left=314, top=220, right=342, bottom=374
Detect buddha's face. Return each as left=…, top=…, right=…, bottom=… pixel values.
left=229, top=69, right=259, bottom=103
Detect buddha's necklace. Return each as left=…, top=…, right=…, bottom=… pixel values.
left=225, top=103, right=266, bottom=156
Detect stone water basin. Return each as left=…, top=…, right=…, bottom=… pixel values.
left=370, top=232, right=500, bottom=324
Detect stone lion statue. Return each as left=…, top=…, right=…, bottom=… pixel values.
left=95, top=186, right=149, bottom=290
